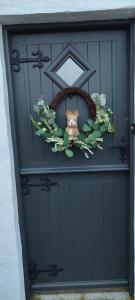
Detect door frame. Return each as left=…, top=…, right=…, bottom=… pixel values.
left=3, top=20, right=135, bottom=298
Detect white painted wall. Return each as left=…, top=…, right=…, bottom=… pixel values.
left=0, top=26, right=25, bottom=300
left=1, top=0, right=135, bottom=24
left=1, top=0, right=135, bottom=15
left=0, top=2, right=134, bottom=300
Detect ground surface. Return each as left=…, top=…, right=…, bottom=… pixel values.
left=30, top=291, right=131, bottom=300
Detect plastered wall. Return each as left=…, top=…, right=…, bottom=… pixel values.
left=0, top=2, right=135, bottom=300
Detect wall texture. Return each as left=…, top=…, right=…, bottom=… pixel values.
left=1, top=0, right=135, bottom=24
left=0, top=2, right=134, bottom=300
left=1, top=0, right=135, bottom=15
left=0, top=26, right=25, bottom=300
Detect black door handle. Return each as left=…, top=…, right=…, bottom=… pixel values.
left=131, top=123, right=135, bottom=133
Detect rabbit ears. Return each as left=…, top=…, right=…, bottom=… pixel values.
left=65, top=110, right=79, bottom=117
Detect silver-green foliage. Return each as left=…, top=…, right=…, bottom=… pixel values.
left=30, top=94, right=117, bottom=158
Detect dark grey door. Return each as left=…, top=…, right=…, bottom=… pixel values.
left=10, top=28, right=129, bottom=290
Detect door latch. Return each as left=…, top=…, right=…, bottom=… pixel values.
left=131, top=123, right=135, bottom=134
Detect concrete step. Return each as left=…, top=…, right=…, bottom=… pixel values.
left=30, top=291, right=130, bottom=300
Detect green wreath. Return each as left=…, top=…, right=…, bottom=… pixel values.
left=30, top=91, right=116, bottom=158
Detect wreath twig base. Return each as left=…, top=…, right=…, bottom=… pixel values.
left=50, top=87, right=96, bottom=120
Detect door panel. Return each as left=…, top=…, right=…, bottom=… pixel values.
left=10, top=28, right=129, bottom=290
left=11, top=30, right=128, bottom=170
left=23, top=172, right=128, bottom=285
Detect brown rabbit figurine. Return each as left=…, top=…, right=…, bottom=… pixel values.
left=65, top=110, right=80, bottom=141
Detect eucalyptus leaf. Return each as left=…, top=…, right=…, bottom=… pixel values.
left=78, top=133, right=85, bottom=141
left=33, top=104, right=39, bottom=113
left=64, top=132, right=70, bottom=146
left=39, top=116, right=45, bottom=122
left=91, top=93, right=100, bottom=103
left=104, top=121, right=110, bottom=128
left=52, top=122, right=57, bottom=129
left=110, top=125, right=117, bottom=134
left=35, top=128, right=50, bottom=137
left=87, top=134, right=95, bottom=143
left=48, top=118, right=55, bottom=125
left=65, top=149, right=74, bottom=158
left=51, top=147, right=58, bottom=152
left=87, top=119, right=93, bottom=127
left=51, top=131, right=58, bottom=138
left=99, top=94, right=106, bottom=106
left=35, top=130, right=41, bottom=136
left=56, top=127, right=63, bottom=137
left=55, top=143, right=62, bottom=150
left=43, top=132, right=52, bottom=138
left=91, top=142, right=98, bottom=148
left=100, top=125, right=107, bottom=133
left=30, top=115, right=40, bottom=129
left=74, top=142, right=82, bottom=149
left=82, top=123, right=91, bottom=132
left=91, top=122, right=99, bottom=130
left=93, top=130, right=102, bottom=138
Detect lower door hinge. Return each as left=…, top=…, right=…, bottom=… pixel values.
left=29, top=263, right=64, bottom=280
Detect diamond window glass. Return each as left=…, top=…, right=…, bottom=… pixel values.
left=56, top=58, right=84, bottom=86
left=44, top=45, right=96, bottom=89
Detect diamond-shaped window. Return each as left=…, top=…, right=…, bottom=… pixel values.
left=56, top=57, right=84, bottom=86
left=44, top=45, right=96, bottom=89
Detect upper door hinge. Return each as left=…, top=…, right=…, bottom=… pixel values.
left=11, top=49, right=51, bottom=72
